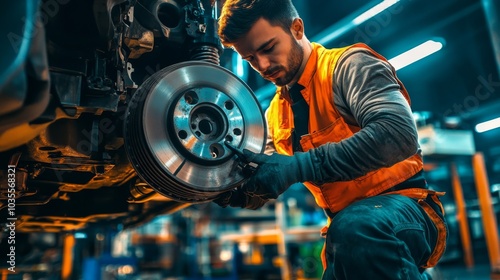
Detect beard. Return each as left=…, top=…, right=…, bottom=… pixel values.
left=266, top=37, right=304, bottom=87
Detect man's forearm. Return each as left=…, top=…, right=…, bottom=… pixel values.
left=306, top=117, right=419, bottom=184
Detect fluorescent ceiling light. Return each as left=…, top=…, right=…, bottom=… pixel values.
left=475, top=117, right=500, bottom=133
left=388, top=40, right=444, bottom=71
left=316, top=0, right=400, bottom=45
left=352, top=0, right=400, bottom=25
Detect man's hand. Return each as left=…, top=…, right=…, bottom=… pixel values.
left=226, top=143, right=316, bottom=200
left=213, top=187, right=268, bottom=210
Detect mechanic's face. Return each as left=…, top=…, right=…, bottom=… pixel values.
left=232, top=18, right=304, bottom=86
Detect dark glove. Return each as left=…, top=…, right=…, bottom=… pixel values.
left=230, top=146, right=316, bottom=200
left=213, top=187, right=268, bottom=210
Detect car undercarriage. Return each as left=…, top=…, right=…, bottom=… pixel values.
left=0, top=0, right=266, bottom=233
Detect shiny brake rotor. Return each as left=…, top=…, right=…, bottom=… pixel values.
left=124, top=61, right=266, bottom=203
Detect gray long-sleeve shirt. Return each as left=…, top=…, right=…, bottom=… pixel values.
left=267, top=47, right=420, bottom=183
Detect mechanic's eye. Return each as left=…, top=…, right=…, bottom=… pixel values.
left=263, top=45, right=275, bottom=53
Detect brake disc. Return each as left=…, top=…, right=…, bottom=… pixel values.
left=124, top=61, right=266, bottom=203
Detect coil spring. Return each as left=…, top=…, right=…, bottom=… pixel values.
left=190, top=45, right=220, bottom=65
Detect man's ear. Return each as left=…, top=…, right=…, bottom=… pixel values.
left=291, top=18, right=304, bottom=39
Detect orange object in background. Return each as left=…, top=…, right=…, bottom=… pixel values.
left=450, top=162, right=475, bottom=268
left=61, top=234, right=75, bottom=280
left=473, top=153, right=500, bottom=277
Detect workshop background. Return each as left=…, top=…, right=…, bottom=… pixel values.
left=1, top=0, right=500, bottom=279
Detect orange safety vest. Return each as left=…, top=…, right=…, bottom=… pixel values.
left=267, top=42, right=423, bottom=211
left=266, top=42, right=446, bottom=268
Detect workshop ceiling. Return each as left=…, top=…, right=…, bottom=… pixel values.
left=224, top=0, right=500, bottom=129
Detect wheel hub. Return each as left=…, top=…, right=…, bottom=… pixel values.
left=124, top=61, right=266, bottom=203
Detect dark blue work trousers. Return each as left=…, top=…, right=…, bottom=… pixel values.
left=322, top=194, right=447, bottom=280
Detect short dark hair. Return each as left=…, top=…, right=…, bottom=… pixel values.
left=218, top=0, right=299, bottom=47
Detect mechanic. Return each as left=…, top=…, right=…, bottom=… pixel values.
left=214, top=0, right=448, bottom=279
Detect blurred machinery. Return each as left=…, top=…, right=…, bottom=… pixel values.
left=0, top=0, right=266, bottom=234
left=0, top=1, right=268, bottom=278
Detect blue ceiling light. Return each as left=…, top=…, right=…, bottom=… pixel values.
left=388, top=39, right=445, bottom=71
left=352, top=0, right=400, bottom=25
left=475, top=117, right=500, bottom=133
left=315, top=0, right=400, bottom=46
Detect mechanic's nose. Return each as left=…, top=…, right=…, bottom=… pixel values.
left=252, top=55, right=270, bottom=73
